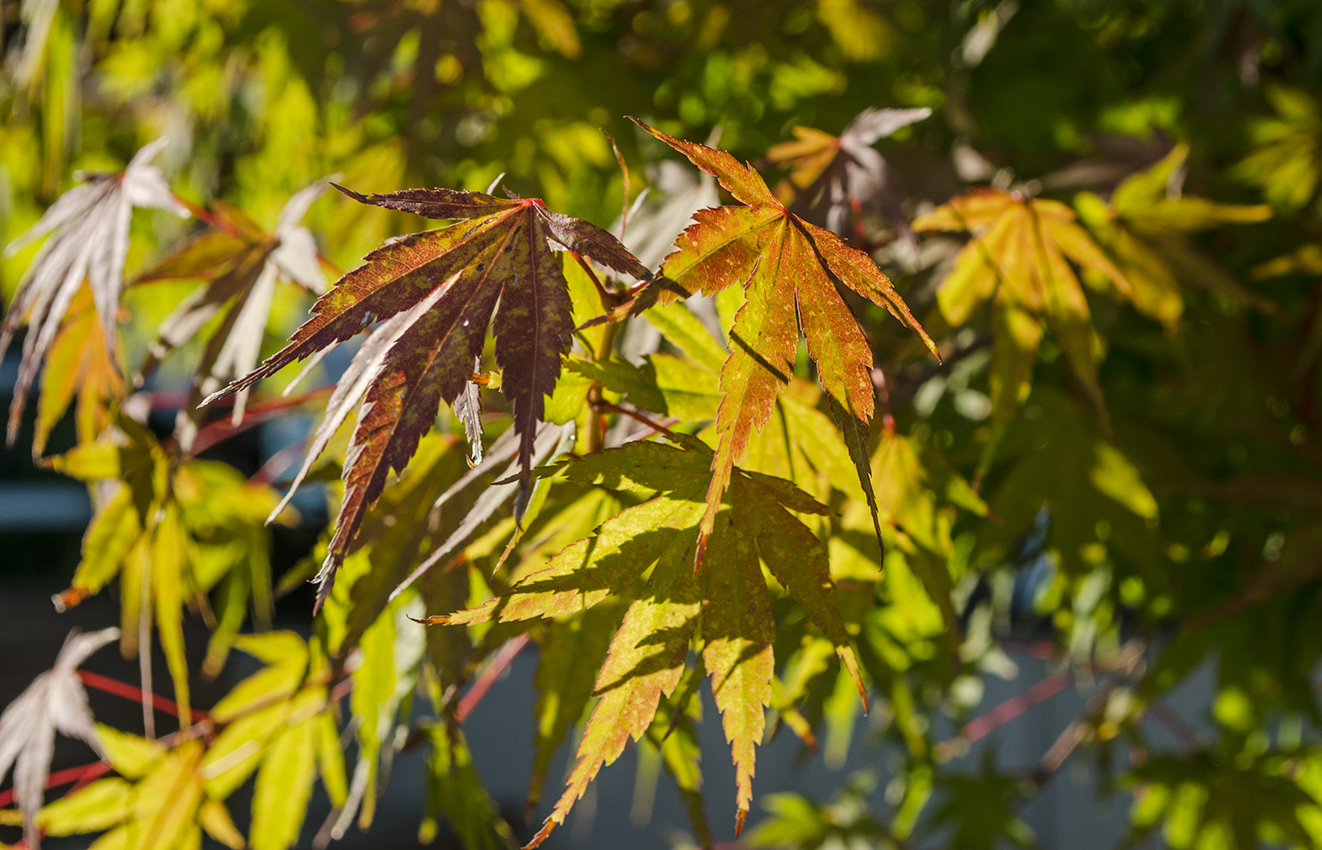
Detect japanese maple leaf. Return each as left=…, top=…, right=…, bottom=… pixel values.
left=133, top=179, right=330, bottom=451
left=913, top=189, right=1130, bottom=470
left=628, top=119, right=936, bottom=566
left=432, top=438, right=866, bottom=844
left=201, top=183, right=650, bottom=611
left=1075, top=143, right=1273, bottom=328
left=1, top=138, right=187, bottom=445
left=1233, top=85, right=1322, bottom=212
left=766, top=106, right=931, bottom=241
left=31, top=285, right=124, bottom=457
left=0, top=627, right=119, bottom=850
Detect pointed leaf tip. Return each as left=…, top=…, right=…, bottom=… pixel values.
left=330, top=182, right=367, bottom=204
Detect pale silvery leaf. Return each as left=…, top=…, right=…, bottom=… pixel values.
left=130, top=177, right=331, bottom=452
left=1, top=138, right=187, bottom=449
left=452, top=356, right=484, bottom=466
left=0, top=627, right=119, bottom=850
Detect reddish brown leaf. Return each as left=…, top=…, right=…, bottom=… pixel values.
left=767, top=106, right=931, bottom=239
left=201, top=184, right=648, bottom=609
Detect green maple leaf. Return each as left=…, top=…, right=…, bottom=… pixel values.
left=430, top=438, right=866, bottom=845
left=1233, top=86, right=1322, bottom=212
left=201, top=183, right=650, bottom=610
left=1075, top=143, right=1273, bottom=328
left=627, top=118, right=936, bottom=567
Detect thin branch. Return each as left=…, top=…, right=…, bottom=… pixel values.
left=935, top=670, right=1071, bottom=761
left=77, top=669, right=206, bottom=721
left=0, top=761, right=113, bottom=809
left=594, top=400, right=680, bottom=439
left=456, top=634, right=530, bottom=723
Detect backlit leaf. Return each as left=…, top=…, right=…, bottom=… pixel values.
left=914, top=189, right=1132, bottom=468
left=628, top=119, right=935, bottom=568
left=201, top=184, right=648, bottom=610
left=134, top=180, right=330, bottom=451
left=439, top=439, right=862, bottom=846
left=0, top=627, right=119, bottom=850
left=1, top=138, right=187, bottom=446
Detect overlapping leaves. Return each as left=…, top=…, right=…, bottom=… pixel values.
left=766, top=106, right=931, bottom=240
left=433, top=438, right=865, bottom=844
left=1075, top=144, right=1273, bottom=328
left=913, top=189, right=1130, bottom=469
left=628, top=119, right=936, bottom=564
left=134, top=180, right=329, bottom=451
left=3, top=633, right=347, bottom=850
left=202, top=183, right=650, bottom=610
left=1, top=138, right=187, bottom=449
left=51, top=418, right=291, bottom=712
left=0, top=627, right=119, bottom=850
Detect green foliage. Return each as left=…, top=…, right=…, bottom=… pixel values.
left=4, top=3, right=1322, bottom=850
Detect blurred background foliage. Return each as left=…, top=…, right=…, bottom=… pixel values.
left=5, top=1, right=1322, bottom=850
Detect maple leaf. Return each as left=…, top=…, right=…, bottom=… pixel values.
left=49, top=418, right=291, bottom=723
left=31, top=285, right=124, bottom=458
left=913, top=188, right=1130, bottom=470
left=432, top=438, right=866, bottom=844
left=627, top=118, right=936, bottom=567
left=1, top=138, right=187, bottom=445
left=1233, top=86, right=1322, bottom=212
left=40, top=727, right=252, bottom=850
left=133, top=179, right=330, bottom=451
left=199, top=183, right=650, bottom=611
left=0, top=626, right=119, bottom=850
left=766, top=106, right=931, bottom=241
left=1075, top=143, right=1273, bottom=328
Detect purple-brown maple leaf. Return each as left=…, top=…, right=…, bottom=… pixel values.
left=767, top=106, right=931, bottom=241
left=201, top=184, right=650, bottom=610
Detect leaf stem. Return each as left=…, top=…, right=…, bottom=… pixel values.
left=593, top=400, right=680, bottom=439
left=77, top=669, right=203, bottom=720
left=456, top=634, right=530, bottom=723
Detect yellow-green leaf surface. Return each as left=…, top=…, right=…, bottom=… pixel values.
left=914, top=189, right=1131, bottom=469
left=440, top=439, right=862, bottom=847
left=1076, top=144, right=1273, bottom=327
left=249, top=693, right=318, bottom=850
left=95, top=724, right=166, bottom=779
left=38, top=778, right=133, bottom=836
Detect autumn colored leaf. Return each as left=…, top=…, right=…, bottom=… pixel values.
left=913, top=188, right=1131, bottom=471
left=628, top=119, right=936, bottom=566
left=32, top=285, right=124, bottom=458
left=201, top=182, right=649, bottom=611
left=134, top=179, right=330, bottom=451
left=0, top=627, right=119, bottom=850
left=1075, top=143, right=1273, bottom=327
left=766, top=106, right=931, bottom=240
left=433, top=438, right=865, bottom=844
left=1, top=138, right=187, bottom=446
